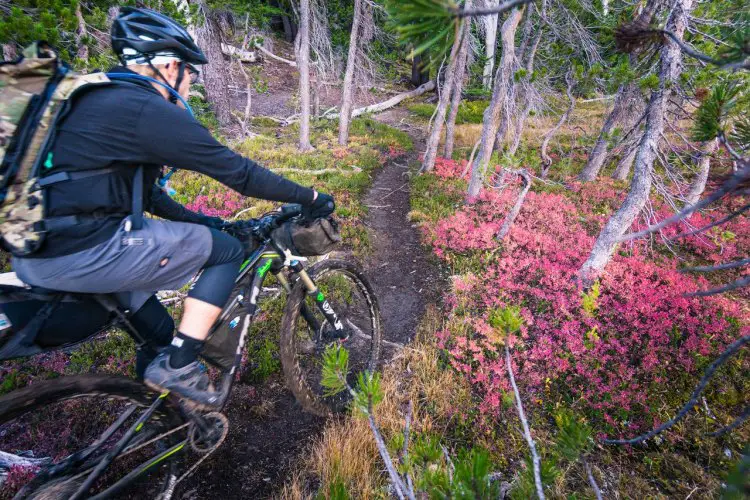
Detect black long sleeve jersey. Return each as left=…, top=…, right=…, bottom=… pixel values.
left=32, top=67, right=313, bottom=258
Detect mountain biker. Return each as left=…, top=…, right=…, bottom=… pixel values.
left=10, top=7, right=335, bottom=406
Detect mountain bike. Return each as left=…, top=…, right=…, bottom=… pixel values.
left=0, top=206, right=382, bottom=499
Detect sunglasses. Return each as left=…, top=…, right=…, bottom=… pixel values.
left=184, top=62, right=200, bottom=84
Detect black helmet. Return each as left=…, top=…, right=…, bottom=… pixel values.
left=111, top=7, right=208, bottom=65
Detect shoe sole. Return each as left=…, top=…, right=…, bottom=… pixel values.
left=143, top=380, right=219, bottom=412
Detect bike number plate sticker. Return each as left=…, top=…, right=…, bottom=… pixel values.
left=0, top=313, right=11, bottom=331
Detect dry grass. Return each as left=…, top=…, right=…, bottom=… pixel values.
left=279, top=305, right=475, bottom=498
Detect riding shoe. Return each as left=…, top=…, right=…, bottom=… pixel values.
left=143, top=352, right=220, bottom=407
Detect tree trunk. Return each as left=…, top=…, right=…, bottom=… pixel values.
left=194, top=6, right=232, bottom=126
left=281, top=15, right=296, bottom=42
left=482, top=0, right=500, bottom=89
left=298, top=0, right=313, bottom=151
left=578, top=84, right=629, bottom=181
left=509, top=20, right=542, bottom=155
left=467, top=7, right=524, bottom=198
left=411, top=52, right=430, bottom=87
left=611, top=142, right=636, bottom=180
left=75, top=2, right=89, bottom=61
left=684, top=139, right=718, bottom=205
left=540, top=69, right=575, bottom=177
left=443, top=5, right=472, bottom=159
left=2, top=44, right=16, bottom=61
left=578, top=0, right=693, bottom=281
left=338, top=0, right=364, bottom=146
left=421, top=23, right=468, bottom=173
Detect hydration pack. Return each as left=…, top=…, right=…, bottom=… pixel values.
left=0, top=41, right=113, bottom=256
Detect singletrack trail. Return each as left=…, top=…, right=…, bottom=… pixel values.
left=180, top=109, right=439, bottom=499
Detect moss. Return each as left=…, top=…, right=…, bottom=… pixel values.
left=407, top=101, right=489, bottom=125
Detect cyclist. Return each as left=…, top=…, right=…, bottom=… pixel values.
left=11, top=7, right=334, bottom=406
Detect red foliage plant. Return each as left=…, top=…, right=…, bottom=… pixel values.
left=425, top=159, right=748, bottom=436
left=186, top=188, right=245, bottom=219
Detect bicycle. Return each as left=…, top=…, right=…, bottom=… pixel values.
left=0, top=205, right=382, bottom=499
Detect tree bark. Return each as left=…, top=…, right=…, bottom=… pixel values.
left=75, top=2, right=89, bottom=61
left=482, top=0, right=500, bottom=89
left=684, top=139, right=718, bottom=205
left=540, top=69, right=575, bottom=177
left=467, top=7, right=524, bottom=198
left=421, top=23, right=468, bottom=173
left=298, top=0, right=313, bottom=151
left=509, top=19, right=542, bottom=155
left=611, top=142, right=636, bottom=180
left=443, top=4, right=473, bottom=159
left=338, top=0, right=364, bottom=146
left=411, top=52, right=430, bottom=87
left=578, top=84, right=629, bottom=181
left=2, top=44, right=17, bottom=61
left=579, top=0, right=694, bottom=281
left=194, top=5, right=232, bottom=126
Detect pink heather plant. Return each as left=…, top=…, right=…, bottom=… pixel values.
left=186, top=188, right=245, bottom=218
left=425, top=158, right=748, bottom=436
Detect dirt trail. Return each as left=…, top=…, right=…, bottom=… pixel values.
left=180, top=109, right=436, bottom=498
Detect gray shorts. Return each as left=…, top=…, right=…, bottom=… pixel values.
left=13, top=217, right=212, bottom=312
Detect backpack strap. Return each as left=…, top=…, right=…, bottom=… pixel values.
left=129, top=165, right=144, bottom=231
left=37, top=166, right=123, bottom=188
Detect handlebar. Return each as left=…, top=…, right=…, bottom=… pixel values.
left=225, top=204, right=303, bottom=245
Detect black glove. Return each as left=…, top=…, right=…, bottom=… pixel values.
left=223, top=219, right=257, bottom=241
left=302, top=192, right=335, bottom=220
left=196, top=214, right=227, bottom=230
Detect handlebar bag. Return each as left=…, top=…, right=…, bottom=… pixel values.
left=272, top=217, right=341, bottom=256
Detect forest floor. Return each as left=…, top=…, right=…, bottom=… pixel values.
left=180, top=107, right=440, bottom=498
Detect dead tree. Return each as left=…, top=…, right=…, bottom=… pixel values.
left=298, top=0, right=313, bottom=151
left=509, top=7, right=543, bottom=155
left=497, top=168, right=532, bottom=239
left=578, top=83, right=638, bottom=181
left=579, top=0, right=695, bottom=281
left=338, top=0, right=364, bottom=146
left=611, top=142, right=637, bottom=180
left=193, top=2, right=232, bottom=126
left=75, top=2, right=89, bottom=60
left=443, top=3, right=473, bottom=159
left=684, top=139, right=718, bottom=205
left=540, top=68, right=575, bottom=178
left=467, top=7, right=525, bottom=198
left=421, top=22, right=469, bottom=173
left=481, top=0, right=500, bottom=89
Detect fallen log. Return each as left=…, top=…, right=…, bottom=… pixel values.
left=321, top=81, right=436, bottom=120
left=256, top=44, right=297, bottom=67
left=221, top=43, right=260, bottom=63
left=0, top=450, right=51, bottom=470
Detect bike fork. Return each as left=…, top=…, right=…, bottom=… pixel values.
left=286, top=262, right=347, bottom=340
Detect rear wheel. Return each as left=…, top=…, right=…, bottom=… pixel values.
left=280, top=259, right=382, bottom=416
left=0, top=375, right=185, bottom=499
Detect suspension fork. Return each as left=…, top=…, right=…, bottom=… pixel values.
left=287, top=261, right=347, bottom=340
left=274, top=270, right=322, bottom=335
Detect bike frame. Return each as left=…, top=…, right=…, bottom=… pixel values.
left=62, top=236, right=348, bottom=498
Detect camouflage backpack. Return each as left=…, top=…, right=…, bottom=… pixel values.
left=0, top=42, right=111, bottom=256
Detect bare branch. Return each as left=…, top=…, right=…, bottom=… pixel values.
left=686, top=275, right=750, bottom=297
left=706, top=406, right=750, bottom=437
left=505, top=345, right=545, bottom=499
left=603, top=335, right=750, bottom=445
left=497, top=169, right=532, bottom=239
left=619, top=163, right=750, bottom=241
left=584, top=460, right=603, bottom=500
left=681, top=258, right=750, bottom=273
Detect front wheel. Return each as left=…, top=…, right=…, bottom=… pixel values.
left=280, top=259, right=382, bottom=416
